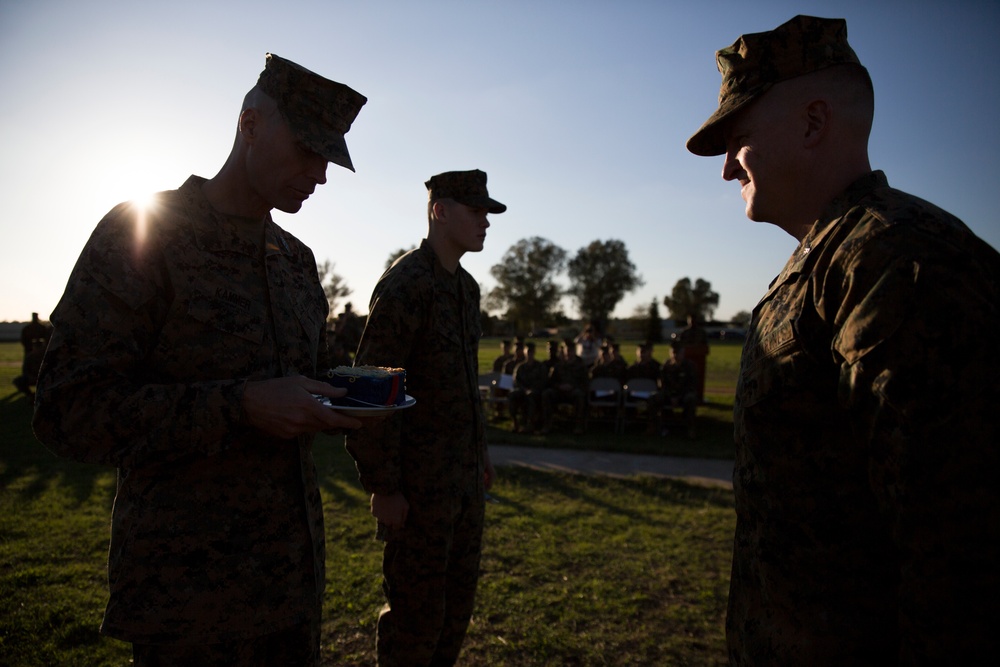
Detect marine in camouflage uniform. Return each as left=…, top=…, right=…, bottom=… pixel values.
left=32, top=54, right=366, bottom=664
left=647, top=342, right=698, bottom=437
left=346, top=169, right=506, bottom=666
left=688, top=15, right=1000, bottom=665
left=625, top=342, right=661, bottom=382
left=508, top=341, right=548, bottom=432
left=677, top=316, right=709, bottom=403
left=591, top=342, right=628, bottom=385
left=540, top=339, right=588, bottom=434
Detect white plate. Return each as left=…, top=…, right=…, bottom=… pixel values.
left=314, top=394, right=416, bottom=417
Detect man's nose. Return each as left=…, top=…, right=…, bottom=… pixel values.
left=311, top=156, right=328, bottom=185
left=721, top=150, right=740, bottom=182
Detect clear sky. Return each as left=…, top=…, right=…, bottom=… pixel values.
left=2, top=0, right=998, bottom=324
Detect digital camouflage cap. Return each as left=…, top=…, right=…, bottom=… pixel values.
left=686, top=15, right=868, bottom=157
left=256, top=53, right=367, bottom=171
left=425, top=169, right=507, bottom=214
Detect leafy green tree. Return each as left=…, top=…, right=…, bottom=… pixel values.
left=317, top=259, right=352, bottom=323
left=566, top=239, right=644, bottom=335
left=487, top=237, right=567, bottom=333
left=663, top=277, right=720, bottom=323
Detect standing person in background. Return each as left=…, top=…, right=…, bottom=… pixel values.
left=14, top=312, right=51, bottom=398
left=32, top=53, right=367, bottom=665
left=334, top=302, right=363, bottom=357
left=687, top=15, right=1000, bottom=664
left=677, top=314, right=709, bottom=403
left=574, top=322, right=602, bottom=368
left=346, top=169, right=506, bottom=666
left=20, top=312, right=51, bottom=354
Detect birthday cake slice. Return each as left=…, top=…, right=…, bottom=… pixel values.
left=322, top=365, right=407, bottom=407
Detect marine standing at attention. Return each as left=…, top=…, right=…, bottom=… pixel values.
left=687, top=15, right=1000, bottom=665
left=346, top=169, right=506, bottom=666
left=33, top=53, right=367, bottom=665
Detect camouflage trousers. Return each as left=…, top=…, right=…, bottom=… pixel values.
left=131, top=619, right=318, bottom=667
left=377, top=490, right=486, bottom=666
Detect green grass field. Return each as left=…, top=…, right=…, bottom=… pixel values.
left=0, top=341, right=738, bottom=665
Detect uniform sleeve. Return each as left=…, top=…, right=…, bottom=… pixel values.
left=32, top=209, right=247, bottom=468
left=344, top=269, right=425, bottom=495
left=831, top=227, right=1000, bottom=661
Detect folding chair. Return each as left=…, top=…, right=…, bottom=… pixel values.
left=478, top=372, right=498, bottom=403
left=620, top=377, right=659, bottom=433
left=585, top=377, right=623, bottom=432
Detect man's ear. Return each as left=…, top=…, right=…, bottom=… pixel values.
left=431, top=200, right=448, bottom=222
left=238, top=108, right=258, bottom=144
left=803, top=98, right=832, bottom=148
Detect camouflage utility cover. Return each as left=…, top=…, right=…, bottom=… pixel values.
left=425, top=169, right=507, bottom=214
left=33, top=176, right=330, bottom=643
left=729, top=170, right=1000, bottom=664
left=687, top=15, right=868, bottom=157
left=257, top=53, right=367, bottom=171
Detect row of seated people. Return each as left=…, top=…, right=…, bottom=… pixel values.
left=491, top=338, right=698, bottom=438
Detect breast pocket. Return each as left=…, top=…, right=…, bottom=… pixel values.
left=738, top=319, right=803, bottom=409
left=153, top=286, right=268, bottom=379
left=186, top=288, right=266, bottom=344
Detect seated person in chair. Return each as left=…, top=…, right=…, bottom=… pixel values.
left=508, top=342, right=547, bottom=433
left=647, top=342, right=698, bottom=438
left=541, top=339, right=588, bottom=434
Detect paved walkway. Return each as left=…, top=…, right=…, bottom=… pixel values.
left=490, top=444, right=734, bottom=489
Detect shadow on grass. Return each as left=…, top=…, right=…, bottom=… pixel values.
left=486, top=398, right=735, bottom=460
left=491, top=464, right=733, bottom=530
left=311, top=432, right=373, bottom=511
left=0, top=389, right=114, bottom=510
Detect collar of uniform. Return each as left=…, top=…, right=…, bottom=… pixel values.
left=179, top=175, right=277, bottom=257
left=802, top=170, right=888, bottom=256
left=764, top=170, right=888, bottom=294
left=418, top=238, right=464, bottom=291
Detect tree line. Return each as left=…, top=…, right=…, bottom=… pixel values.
left=317, top=239, right=750, bottom=337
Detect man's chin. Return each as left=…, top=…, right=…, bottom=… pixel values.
left=275, top=200, right=305, bottom=214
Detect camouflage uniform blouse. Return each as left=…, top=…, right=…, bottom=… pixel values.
left=729, top=171, right=1000, bottom=664
left=346, top=241, right=486, bottom=501
left=33, top=176, right=330, bottom=644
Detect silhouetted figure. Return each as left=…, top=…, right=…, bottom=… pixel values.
left=541, top=339, right=588, bottom=434
left=687, top=14, right=999, bottom=663
left=13, top=338, right=45, bottom=399
left=334, top=302, right=363, bottom=356
left=646, top=342, right=697, bottom=438
left=678, top=315, right=709, bottom=403
left=20, top=312, right=51, bottom=353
